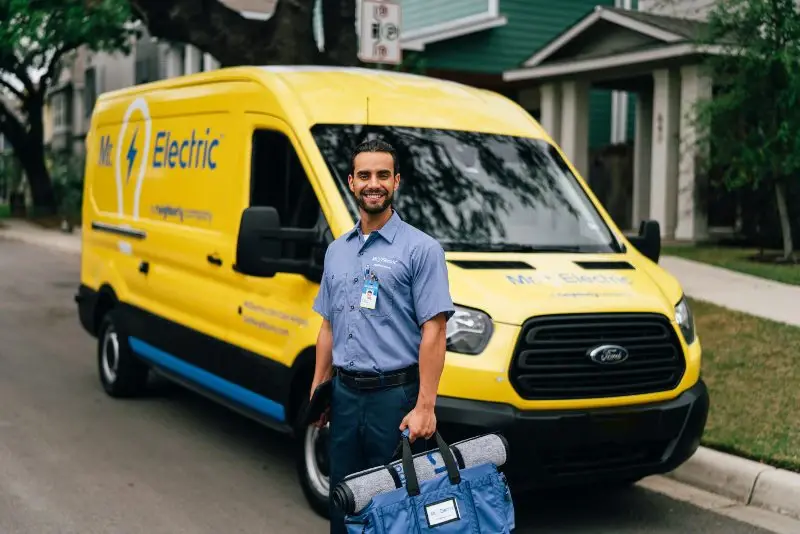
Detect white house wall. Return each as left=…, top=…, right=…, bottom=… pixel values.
left=638, top=0, right=716, bottom=20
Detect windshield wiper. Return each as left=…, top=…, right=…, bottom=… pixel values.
left=440, top=242, right=585, bottom=253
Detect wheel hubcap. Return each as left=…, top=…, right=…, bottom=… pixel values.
left=101, top=327, right=120, bottom=383
left=304, top=422, right=330, bottom=496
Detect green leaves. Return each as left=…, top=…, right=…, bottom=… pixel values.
left=694, top=0, right=800, bottom=188
left=0, top=0, right=136, bottom=89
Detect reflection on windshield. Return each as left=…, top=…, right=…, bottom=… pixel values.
left=310, top=124, right=622, bottom=253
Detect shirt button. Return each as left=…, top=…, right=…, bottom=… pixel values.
left=348, top=333, right=353, bottom=338
left=353, top=277, right=358, bottom=283
left=350, top=305, right=354, bottom=310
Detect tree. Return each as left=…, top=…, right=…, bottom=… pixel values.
left=127, top=0, right=358, bottom=67
left=0, top=0, right=136, bottom=215
left=692, top=0, right=800, bottom=261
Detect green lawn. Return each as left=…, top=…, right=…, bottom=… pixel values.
left=692, top=297, right=800, bottom=472
left=664, top=245, right=800, bottom=286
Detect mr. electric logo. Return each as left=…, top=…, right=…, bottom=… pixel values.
left=97, top=97, right=222, bottom=220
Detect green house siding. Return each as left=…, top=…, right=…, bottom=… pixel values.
left=417, top=0, right=616, bottom=147
left=402, top=0, right=491, bottom=34
left=590, top=90, right=612, bottom=149
left=420, top=0, right=614, bottom=73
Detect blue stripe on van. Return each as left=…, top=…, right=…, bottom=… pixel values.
left=128, top=336, right=286, bottom=423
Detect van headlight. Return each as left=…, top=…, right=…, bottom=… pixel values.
left=675, top=296, right=696, bottom=345
left=446, top=305, right=493, bottom=355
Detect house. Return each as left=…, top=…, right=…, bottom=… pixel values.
left=501, top=0, right=735, bottom=241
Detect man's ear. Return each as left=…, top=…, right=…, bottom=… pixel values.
left=348, top=174, right=355, bottom=193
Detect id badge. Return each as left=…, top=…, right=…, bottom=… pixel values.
left=360, top=279, right=379, bottom=310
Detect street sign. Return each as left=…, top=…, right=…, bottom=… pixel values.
left=358, top=0, right=402, bottom=65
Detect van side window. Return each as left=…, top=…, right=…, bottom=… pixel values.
left=250, top=129, right=321, bottom=229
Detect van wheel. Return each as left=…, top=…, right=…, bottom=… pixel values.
left=97, top=309, right=149, bottom=398
left=295, top=402, right=331, bottom=519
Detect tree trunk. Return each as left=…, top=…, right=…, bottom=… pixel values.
left=19, top=140, right=56, bottom=216
left=774, top=180, right=795, bottom=261
left=0, top=91, right=56, bottom=216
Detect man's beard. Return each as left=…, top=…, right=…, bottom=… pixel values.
left=357, top=188, right=393, bottom=214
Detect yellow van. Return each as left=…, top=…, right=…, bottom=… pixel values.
left=75, top=66, right=709, bottom=517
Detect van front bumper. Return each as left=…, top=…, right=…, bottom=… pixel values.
left=436, top=380, right=709, bottom=490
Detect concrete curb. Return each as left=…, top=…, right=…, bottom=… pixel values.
left=668, top=446, right=800, bottom=520
left=0, top=225, right=81, bottom=255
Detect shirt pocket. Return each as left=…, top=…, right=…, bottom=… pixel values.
left=329, top=271, right=349, bottom=316
left=358, top=269, right=396, bottom=319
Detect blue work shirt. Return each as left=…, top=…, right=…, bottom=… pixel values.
left=313, top=210, right=455, bottom=373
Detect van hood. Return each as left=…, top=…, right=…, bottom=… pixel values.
left=444, top=253, right=680, bottom=326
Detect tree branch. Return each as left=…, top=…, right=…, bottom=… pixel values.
left=129, top=0, right=319, bottom=66
left=0, top=76, right=25, bottom=100
left=0, top=99, right=29, bottom=153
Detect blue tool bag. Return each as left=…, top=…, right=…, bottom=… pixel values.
left=338, top=431, right=515, bottom=533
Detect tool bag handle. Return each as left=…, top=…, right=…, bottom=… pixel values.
left=400, top=429, right=461, bottom=497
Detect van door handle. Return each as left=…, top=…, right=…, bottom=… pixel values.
left=139, top=261, right=149, bottom=274
left=207, top=254, right=222, bottom=266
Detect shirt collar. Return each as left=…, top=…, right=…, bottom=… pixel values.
left=346, top=209, right=401, bottom=244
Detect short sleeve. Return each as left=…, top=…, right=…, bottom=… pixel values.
left=312, top=249, right=333, bottom=321
left=411, top=241, right=455, bottom=326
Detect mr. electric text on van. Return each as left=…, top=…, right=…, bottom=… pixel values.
left=75, top=66, right=709, bottom=517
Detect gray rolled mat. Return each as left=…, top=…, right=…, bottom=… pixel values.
left=332, top=433, right=509, bottom=515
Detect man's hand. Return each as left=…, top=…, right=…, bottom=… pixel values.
left=309, top=319, right=333, bottom=429
left=399, top=405, right=436, bottom=443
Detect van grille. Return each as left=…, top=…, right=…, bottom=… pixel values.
left=509, top=313, right=686, bottom=400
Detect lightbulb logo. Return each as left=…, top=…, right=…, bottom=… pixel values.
left=114, top=97, right=152, bottom=220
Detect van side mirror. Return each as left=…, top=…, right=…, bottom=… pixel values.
left=234, top=206, right=324, bottom=283
left=627, top=220, right=661, bottom=263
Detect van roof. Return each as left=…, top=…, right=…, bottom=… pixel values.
left=96, top=66, right=548, bottom=138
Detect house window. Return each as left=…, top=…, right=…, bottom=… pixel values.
left=84, top=67, right=97, bottom=117
left=52, top=93, right=67, bottom=129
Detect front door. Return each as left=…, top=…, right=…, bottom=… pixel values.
left=225, top=114, right=331, bottom=427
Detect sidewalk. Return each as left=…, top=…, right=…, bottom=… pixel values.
left=660, top=255, right=800, bottom=328
left=0, top=218, right=81, bottom=255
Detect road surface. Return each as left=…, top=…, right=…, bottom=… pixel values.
left=0, top=237, right=781, bottom=533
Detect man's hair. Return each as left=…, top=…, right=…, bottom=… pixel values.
left=350, top=138, right=398, bottom=176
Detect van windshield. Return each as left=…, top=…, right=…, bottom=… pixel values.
left=310, top=124, right=622, bottom=253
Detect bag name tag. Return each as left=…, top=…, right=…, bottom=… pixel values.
left=425, top=497, right=461, bottom=527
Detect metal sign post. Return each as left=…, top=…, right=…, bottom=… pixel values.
left=358, top=0, right=402, bottom=66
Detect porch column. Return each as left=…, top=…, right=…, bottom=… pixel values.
left=164, top=45, right=183, bottom=78
left=559, top=80, right=589, bottom=178
left=184, top=45, right=202, bottom=75
left=649, top=69, right=680, bottom=239
left=674, top=64, right=712, bottom=241
left=203, top=52, right=220, bottom=71
left=539, top=83, right=562, bottom=144
left=632, top=89, right=653, bottom=226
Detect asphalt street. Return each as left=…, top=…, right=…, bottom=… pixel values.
left=0, top=237, right=777, bottom=534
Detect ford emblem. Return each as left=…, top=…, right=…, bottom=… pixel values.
left=587, top=344, right=629, bottom=365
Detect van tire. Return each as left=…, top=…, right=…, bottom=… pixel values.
left=97, top=309, right=149, bottom=398
left=294, top=398, right=331, bottom=519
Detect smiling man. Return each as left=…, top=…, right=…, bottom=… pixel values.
left=310, top=138, right=455, bottom=533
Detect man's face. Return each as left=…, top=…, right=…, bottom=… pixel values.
left=349, top=151, right=399, bottom=215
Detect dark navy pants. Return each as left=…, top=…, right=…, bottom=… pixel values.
left=328, top=374, right=426, bottom=534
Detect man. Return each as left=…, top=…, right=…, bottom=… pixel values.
left=310, top=138, right=454, bottom=533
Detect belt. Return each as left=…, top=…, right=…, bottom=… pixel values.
left=334, top=365, right=419, bottom=390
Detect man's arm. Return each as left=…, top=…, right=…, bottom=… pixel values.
left=311, top=319, right=334, bottom=397
left=416, top=313, right=447, bottom=412
left=400, top=240, right=455, bottom=441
